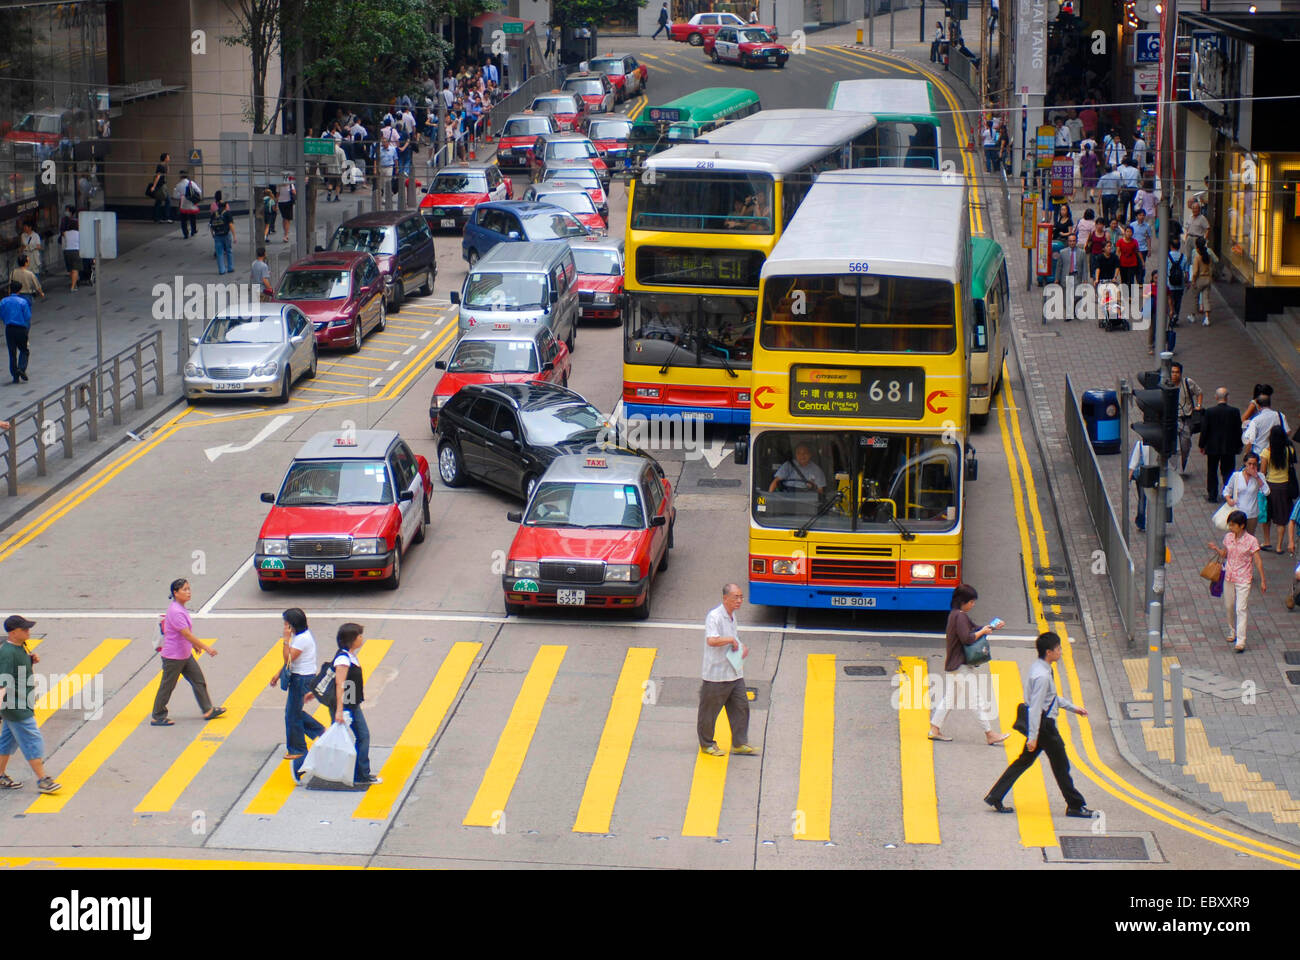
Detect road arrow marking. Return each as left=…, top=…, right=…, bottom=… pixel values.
left=204, top=415, right=293, bottom=462
left=700, top=436, right=731, bottom=470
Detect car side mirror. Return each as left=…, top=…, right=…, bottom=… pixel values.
left=190, top=337, right=201, bottom=347
left=500, top=430, right=516, bottom=443
left=506, top=511, right=523, bottom=523
left=291, top=334, right=305, bottom=344
left=650, top=515, right=667, bottom=527
left=549, top=288, right=559, bottom=304
left=734, top=433, right=750, bottom=466
left=508, top=231, right=522, bottom=240
left=399, top=490, right=415, bottom=502
left=450, top=291, right=460, bottom=304
left=541, top=360, right=554, bottom=371
left=260, top=492, right=275, bottom=503
left=965, top=445, right=978, bottom=482
left=435, top=359, right=447, bottom=370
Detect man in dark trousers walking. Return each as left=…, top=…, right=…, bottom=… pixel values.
left=652, top=2, right=670, bottom=38
left=1199, top=387, right=1242, bottom=503
left=1, top=282, right=31, bottom=383
left=697, top=583, right=758, bottom=757
left=984, top=632, right=1092, bottom=817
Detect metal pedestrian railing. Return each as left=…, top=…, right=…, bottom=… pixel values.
left=484, top=67, right=567, bottom=152
left=1064, top=374, right=1136, bottom=642
left=1, top=330, right=167, bottom=496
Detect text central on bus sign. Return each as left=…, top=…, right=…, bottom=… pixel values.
left=788, top=365, right=925, bottom=419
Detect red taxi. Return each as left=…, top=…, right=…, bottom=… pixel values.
left=419, top=162, right=511, bottom=232
left=429, top=323, right=571, bottom=432
left=502, top=452, right=675, bottom=619
left=588, top=55, right=647, bottom=101
left=256, top=430, right=430, bottom=591
left=529, top=133, right=609, bottom=185
left=496, top=112, right=559, bottom=171
left=528, top=92, right=585, bottom=132
left=567, top=236, right=625, bottom=322
left=524, top=183, right=606, bottom=231
left=580, top=115, right=633, bottom=166
left=561, top=72, right=616, bottom=114
left=273, top=251, right=386, bottom=352
left=704, top=25, right=790, bottom=67
left=670, top=12, right=777, bottom=45
left=537, top=162, right=609, bottom=221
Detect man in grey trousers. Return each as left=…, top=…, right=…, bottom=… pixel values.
left=697, top=583, right=759, bottom=757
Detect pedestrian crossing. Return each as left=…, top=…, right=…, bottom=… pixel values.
left=9, top=632, right=1068, bottom=851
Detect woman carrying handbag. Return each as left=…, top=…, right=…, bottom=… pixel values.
left=1259, top=425, right=1296, bottom=554
left=928, top=584, right=1011, bottom=745
left=1206, top=510, right=1266, bottom=652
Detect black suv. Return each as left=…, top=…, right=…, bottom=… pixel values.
left=328, top=210, right=436, bottom=313
left=434, top=382, right=616, bottom=502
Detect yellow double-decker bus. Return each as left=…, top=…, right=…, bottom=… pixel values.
left=745, top=168, right=974, bottom=611
left=623, top=109, right=877, bottom=425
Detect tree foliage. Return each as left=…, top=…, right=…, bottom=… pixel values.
left=551, top=0, right=647, bottom=28
left=222, top=0, right=281, bottom=133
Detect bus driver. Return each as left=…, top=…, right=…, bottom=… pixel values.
left=768, top=442, right=827, bottom=495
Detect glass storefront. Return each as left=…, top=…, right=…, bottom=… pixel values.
left=1225, top=146, right=1261, bottom=281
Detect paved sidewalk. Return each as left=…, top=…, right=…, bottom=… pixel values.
left=869, top=42, right=1300, bottom=844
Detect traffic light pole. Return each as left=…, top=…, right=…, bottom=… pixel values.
left=1134, top=353, right=1176, bottom=651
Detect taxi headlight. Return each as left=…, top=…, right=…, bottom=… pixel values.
left=910, top=563, right=937, bottom=580
left=352, top=538, right=386, bottom=556
left=431, top=394, right=450, bottom=409
left=771, top=559, right=800, bottom=575
left=259, top=539, right=289, bottom=555
left=604, top=563, right=637, bottom=582
left=509, top=560, right=540, bottom=578
left=593, top=293, right=614, bottom=305
left=253, top=360, right=279, bottom=377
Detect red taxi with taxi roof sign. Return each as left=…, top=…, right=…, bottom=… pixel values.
left=588, top=55, right=647, bottom=101
left=567, top=236, right=625, bottom=322
left=429, top=323, right=571, bottom=432
left=528, top=91, right=585, bottom=132
left=703, top=25, right=790, bottom=67
left=419, top=162, right=511, bottom=231
left=670, top=11, right=778, bottom=45
left=255, top=430, right=430, bottom=591
left=502, top=451, right=675, bottom=619
left=497, top=112, right=559, bottom=171
left=561, top=72, right=616, bottom=114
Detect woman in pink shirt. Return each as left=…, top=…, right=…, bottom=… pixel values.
left=150, top=578, right=227, bottom=724
left=1206, top=510, right=1267, bottom=652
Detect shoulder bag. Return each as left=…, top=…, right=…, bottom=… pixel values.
left=963, top=633, right=991, bottom=667
left=278, top=661, right=292, bottom=691
left=1199, top=553, right=1223, bottom=582
left=1212, top=501, right=1234, bottom=531
left=312, top=661, right=337, bottom=708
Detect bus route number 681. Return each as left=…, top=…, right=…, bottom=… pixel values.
left=847, top=261, right=870, bottom=273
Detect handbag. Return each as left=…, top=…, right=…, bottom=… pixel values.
left=1209, top=568, right=1225, bottom=598
left=312, top=661, right=337, bottom=708
left=144, top=180, right=157, bottom=199
left=1012, top=702, right=1029, bottom=735
left=1199, top=555, right=1223, bottom=582
left=1212, top=501, right=1233, bottom=531
left=278, top=663, right=292, bottom=691
left=1258, top=491, right=1269, bottom=524
left=963, top=634, right=991, bottom=667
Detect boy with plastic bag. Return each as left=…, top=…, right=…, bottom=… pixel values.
left=299, top=622, right=381, bottom=787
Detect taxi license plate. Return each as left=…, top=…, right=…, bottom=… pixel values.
left=831, top=596, right=875, bottom=607
left=556, top=588, right=585, bottom=606
left=305, top=564, right=335, bottom=580
left=440, top=218, right=456, bottom=228
left=210, top=382, right=244, bottom=391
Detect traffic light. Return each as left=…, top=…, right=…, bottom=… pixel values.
left=1132, top=371, right=1178, bottom=460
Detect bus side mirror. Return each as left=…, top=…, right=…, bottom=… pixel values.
left=965, top=445, right=978, bottom=482
left=734, top=433, right=750, bottom=466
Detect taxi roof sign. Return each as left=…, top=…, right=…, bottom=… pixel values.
left=584, top=456, right=608, bottom=468
left=334, top=437, right=358, bottom=446
left=493, top=322, right=512, bottom=329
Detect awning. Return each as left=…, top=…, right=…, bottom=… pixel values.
left=469, top=12, right=536, bottom=31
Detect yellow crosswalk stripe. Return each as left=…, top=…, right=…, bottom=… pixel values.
left=897, top=656, right=940, bottom=844
left=242, top=638, right=393, bottom=816
left=33, top=637, right=131, bottom=727
left=572, top=647, right=656, bottom=834
left=29, top=642, right=218, bottom=813
left=682, top=694, right=732, bottom=838
left=135, top=641, right=282, bottom=813
left=353, top=641, right=480, bottom=820
left=989, top=660, right=1058, bottom=847
left=463, top=645, right=566, bottom=827
left=794, top=653, right=835, bottom=841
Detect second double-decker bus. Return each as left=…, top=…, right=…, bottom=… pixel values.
left=627, top=87, right=761, bottom=159
left=746, top=168, right=973, bottom=611
left=968, top=236, right=1009, bottom=426
left=827, top=78, right=942, bottom=169
left=623, top=109, right=877, bottom=424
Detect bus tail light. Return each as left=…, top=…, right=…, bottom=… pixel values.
left=750, top=558, right=766, bottom=574
left=941, top=564, right=959, bottom=581
left=910, top=563, right=936, bottom=581
left=970, top=384, right=990, bottom=398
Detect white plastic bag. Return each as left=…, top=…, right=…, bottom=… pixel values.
left=299, top=719, right=356, bottom=786
left=1212, top=501, right=1234, bottom=531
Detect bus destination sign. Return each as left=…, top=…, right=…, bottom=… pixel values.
left=789, top=365, right=925, bottom=419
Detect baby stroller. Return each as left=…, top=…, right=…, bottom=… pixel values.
left=1097, top=282, right=1128, bottom=331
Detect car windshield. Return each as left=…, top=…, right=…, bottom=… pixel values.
left=277, top=460, right=394, bottom=506
left=666, top=123, right=700, bottom=141
left=521, top=210, right=589, bottom=239
left=590, top=59, right=625, bottom=75
left=430, top=173, right=488, bottom=193
left=519, top=400, right=605, bottom=445
left=330, top=225, right=395, bottom=255
left=464, top=271, right=548, bottom=309
left=543, top=168, right=599, bottom=189
left=16, top=114, right=60, bottom=134
left=278, top=270, right=351, bottom=300
left=532, top=97, right=577, bottom=114
left=524, top=481, right=644, bottom=528
left=740, top=28, right=771, bottom=41
left=548, top=141, right=596, bottom=160
left=535, top=191, right=596, bottom=216
left=571, top=247, right=621, bottom=275
left=588, top=120, right=631, bottom=140
left=565, top=79, right=605, bottom=96
left=447, top=339, right=539, bottom=373
left=202, top=315, right=285, bottom=344
left=503, top=117, right=551, bottom=136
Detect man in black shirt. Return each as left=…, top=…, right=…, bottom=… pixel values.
left=1199, top=387, right=1242, bottom=502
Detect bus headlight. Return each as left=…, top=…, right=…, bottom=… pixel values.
left=771, top=559, right=800, bottom=575
left=634, top=387, right=660, bottom=398
left=910, top=563, right=937, bottom=580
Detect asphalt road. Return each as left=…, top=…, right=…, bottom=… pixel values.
left=0, top=38, right=1286, bottom=871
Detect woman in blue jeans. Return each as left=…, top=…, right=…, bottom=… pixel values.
left=268, top=607, right=325, bottom=778
left=329, top=622, right=381, bottom=786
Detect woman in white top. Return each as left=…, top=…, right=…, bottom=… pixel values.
left=19, top=222, right=42, bottom=276
left=269, top=607, right=326, bottom=775
left=1224, top=452, right=1269, bottom=537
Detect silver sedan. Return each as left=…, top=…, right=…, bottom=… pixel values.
left=184, top=304, right=318, bottom=403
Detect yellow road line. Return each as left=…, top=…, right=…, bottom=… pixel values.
left=242, top=638, right=393, bottom=816
left=794, top=653, right=835, bottom=841
left=383, top=319, right=437, bottom=327
left=312, top=369, right=373, bottom=382
left=371, top=332, right=422, bottom=341
left=918, top=59, right=983, bottom=236
left=356, top=344, right=405, bottom=355
left=305, top=376, right=364, bottom=387
left=627, top=95, right=648, bottom=121
left=681, top=692, right=732, bottom=838
left=462, top=644, right=566, bottom=827
left=379, top=321, right=455, bottom=401
left=815, top=46, right=891, bottom=72
left=896, top=656, right=940, bottom=844
left=135, top=640, right=281, bottom=813
left=33, top=637, right=131, bottom=727
left=988, top=660, right=1057, bottom=847
left=323, top=359, right=389, bottom=372
left=828, top=46, right=914, bottom=74
left=297, top=386, right=362, bottom=396
left=353, top=640, right=481, bottom=821
left=572, top=647, right=656, bottom=834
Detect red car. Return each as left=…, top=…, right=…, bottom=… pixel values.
left=567, top=237, right=625, bottom=322
left=580, top=115, right=633, bottom=166
left=537, top=162, right=609, bottom=220
left=528, top=92, right=585, bottom=133
left=502, top=451, right=675, bottom=618
left=255, top=430, right=431, bottom=591
left=529, top=133, right=609, bottom=185
left=273, top=251, right=387, bottom=352
left=704, top=26, right=790, bottom=67
left=524, top=183, right=606, bottom=231
left=561, top=72, right=616, bottom=114
left=419, top=162, right=511, bottom=232
left=670, top=12, right=777, bottom=45
left=496, top=112, right=559, bottom=171
left=429, top=323, right=571, bottom=432
left=588, top=55, right=647, bottom=101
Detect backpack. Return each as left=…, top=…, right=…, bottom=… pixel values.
left=186, top=180, right=201, bottom=205
left=1167, top=251, right=1185, bottom=290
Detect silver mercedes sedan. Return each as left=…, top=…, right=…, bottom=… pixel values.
left=184, top=303, right=318, bottom=403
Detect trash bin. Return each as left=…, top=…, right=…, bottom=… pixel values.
left=1081, top=389, right=1120, bottom=454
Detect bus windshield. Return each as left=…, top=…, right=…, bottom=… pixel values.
left=631, top=171, right=774, bottom=233
left=760, top=274, right=957, bottom=353
left=625, top=293, right=754, bottom=370
left=751, top=431, right=959, bottom=532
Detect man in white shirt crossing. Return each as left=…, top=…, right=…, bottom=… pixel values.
left=698, top=583, right=758, bottom=757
